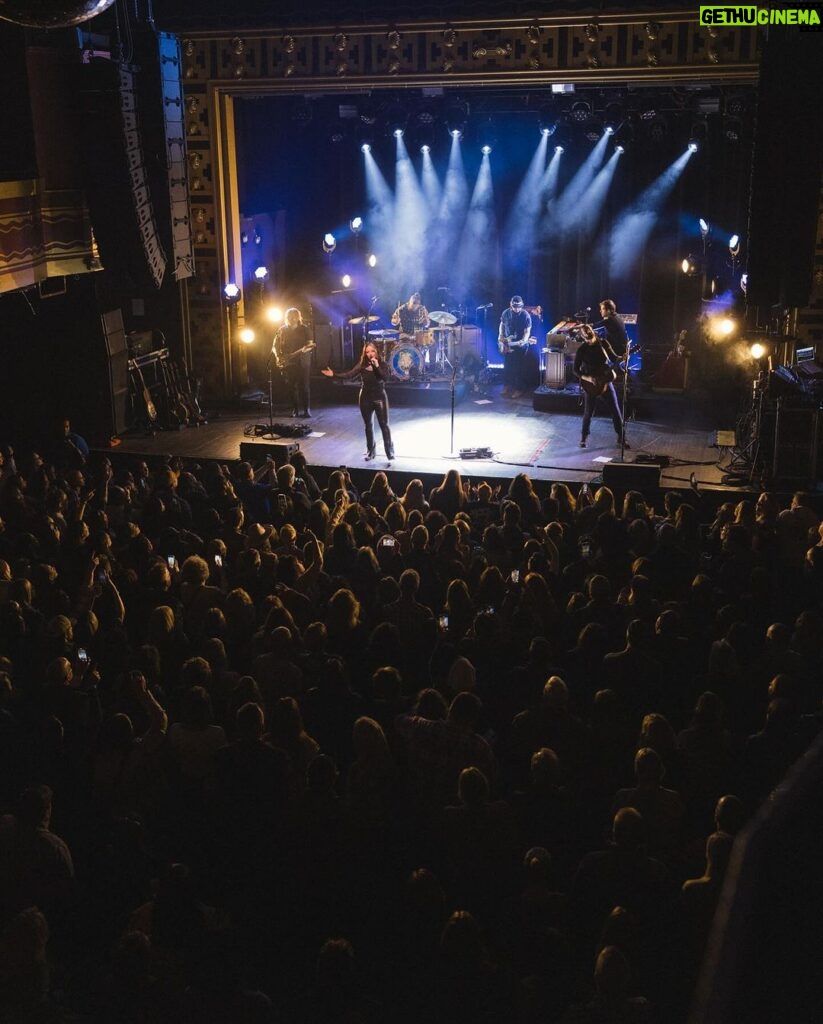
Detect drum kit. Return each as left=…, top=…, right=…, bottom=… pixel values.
left=349, top=308, right=465, bottom=379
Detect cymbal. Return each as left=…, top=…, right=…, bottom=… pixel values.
left=368, top=329, right=398, bottom=337
left=348, top=315, right=379, bottom=325
left=429, top=310, right=457, bottom=325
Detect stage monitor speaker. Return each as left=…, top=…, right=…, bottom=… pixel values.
left=602, top=461, right=661, bottom=492
left=239, top=441, right=299, bottom=466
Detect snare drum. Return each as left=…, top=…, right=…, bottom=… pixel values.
left=414, top=329, right=434, bottom=348
left=390, top=344, right=424, bottom=379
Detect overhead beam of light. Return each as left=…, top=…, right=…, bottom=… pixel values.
left=428, top=134, right=469, bottom=304
left=609, top=148, right=694, bottom=278
left=574, top=150, right=622, bottom=239
left=456, top=152, right=497, bottom=299
left=552, top=132, right=611, bottom=234
left=362, top=146, right=396, bottom=300
left=420, top=147, right=442, bottom=213
left=393, top=134, right=430, bottom=295
left=503, top=133, right=548, bottom=273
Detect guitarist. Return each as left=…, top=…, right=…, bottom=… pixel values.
left=273, top=307, right=315, bottom=418
left=498, top=295, right=532, bottom=398
left=574, top=324, right=629, bottom=450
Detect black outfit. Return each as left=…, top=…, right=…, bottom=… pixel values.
left=573, top=339, right=625, bottom=443
left=276, top=323, right=313, bottom=415
left=337, top=359, right=394, bottom=459
left=600, top=312, right=629, bottom=358
left=499, top=307, right=533, bottom=391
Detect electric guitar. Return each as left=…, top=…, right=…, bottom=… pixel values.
left=498, top=335, right=536, bottom=355
left=276, top=341, right=316, bottom=369
left=579, top=340, right=632, bottom=397
left=579, top=367, right=618, bottom=397
left=132, top=363, right=157, bottom=423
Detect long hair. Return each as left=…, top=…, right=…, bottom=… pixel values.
left=357, top=342, right=378, bottom=369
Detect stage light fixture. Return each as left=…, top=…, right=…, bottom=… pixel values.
left=329, top=120, right=347, bottom=145
left=445, top=97, right=469, bottom=140
left=570, top=100, right=591, bottom=123
left=613, top=123, right=633, bottom=154
left=552, top=123, right=571, bottom=154
left=359, top=101, right=379, bottom=126
left=240, top=231, right=248, bottom=245
left=350, top=216, right=363, bottom=233
left=239, top=327, right=255, bottom=344
left=341, top=274, right=352, bottom=288
left=740, top=272, right=748, bottom=293
left=368, top=254, right=377, bottom=268
left=265, top=306, right=283, bottom=324
left=750, top=342, right=766, bottom=360
left=728, top=234, right=740, bottom=255
left=323, top=233, right=337, bottom=253
left=361, top=142, right=372, bottom=154
left=478, top=120, right=496, bottom=155
left=699, top=218, right=710, bottom=237
left=688, top=118, right=707, bottom=153
left=223, top=282, right=241, bottom=304
left=681, top=255, right=699, bottom=276
left=538, top=103, right=558, bottom=137
left=420, top=143, right=431, bottom=154
left=717, top=317, right=736, bottom=338
left=383, top=100, right=407, bottom=139
left=254, top=229, right=262, bottom=245
left=253, top=265, right=268, bottom=281
left=584, top=117, right=604, bottom=143
left=603, top=103, right=623, bottom=135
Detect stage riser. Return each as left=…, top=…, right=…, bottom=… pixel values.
left=531, top=388, right=718, bottom=428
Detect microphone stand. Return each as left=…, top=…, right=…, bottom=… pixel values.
left=256, top=340, right=277, bottom=439
left=443, top=357, right=460, bottom=459
left=619, top=337, right=631, bottom=460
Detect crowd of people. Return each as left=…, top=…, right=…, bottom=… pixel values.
left=0, top=438, right=821, bottom=1022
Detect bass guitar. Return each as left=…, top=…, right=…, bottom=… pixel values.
left=498, top=335, right=536, bottom=355
left=276, top=341, right=316, bottom=369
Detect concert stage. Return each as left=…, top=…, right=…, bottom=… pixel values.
left=110, top=381, right=747, bottom=495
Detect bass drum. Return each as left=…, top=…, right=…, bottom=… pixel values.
left=390, top=343, right=424, bottom=379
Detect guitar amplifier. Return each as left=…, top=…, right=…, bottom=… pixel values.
left=544, top=351, right=565, bottom=389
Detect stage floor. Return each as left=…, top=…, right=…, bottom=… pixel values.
left=110, top=385, right=746, bottom=493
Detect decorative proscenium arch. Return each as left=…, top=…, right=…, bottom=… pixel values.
left=175, top=13, right=760, bottom=397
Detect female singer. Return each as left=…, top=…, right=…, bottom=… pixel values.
left=322, top=342, right=395, bottom=461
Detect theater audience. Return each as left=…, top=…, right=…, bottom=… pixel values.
left=0, top=442, right=819, bottom=1021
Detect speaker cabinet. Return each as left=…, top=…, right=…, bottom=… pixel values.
left=101, top=308, right=129, bottom=435
left=602, top=461, right=661, bottom=492
left=239, top=441, right=300, bottom=466
left=544, top=351, right=565, bottom=389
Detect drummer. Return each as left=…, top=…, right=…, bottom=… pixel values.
left=391, top=292, right=430, bottom=342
